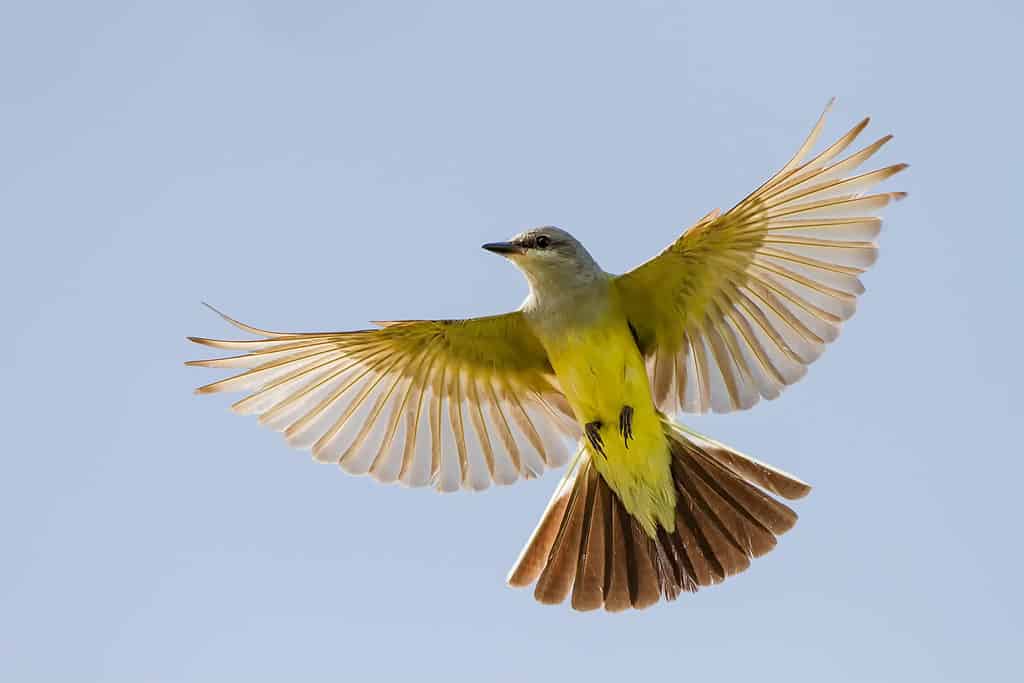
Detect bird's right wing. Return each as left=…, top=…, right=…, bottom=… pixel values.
left=616, top=101, right=906, bottom=414
left=188, top=307, right=580, bottom=492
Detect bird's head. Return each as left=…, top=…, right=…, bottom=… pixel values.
left=482, top=226, right=603, bottom=294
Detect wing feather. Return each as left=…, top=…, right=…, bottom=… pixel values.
left=188, top=311, right=578, bottom=491
left=617, top=101, right=906, bottom=413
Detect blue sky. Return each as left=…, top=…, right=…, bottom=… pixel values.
left=3, top=1, right=1022, bottom=681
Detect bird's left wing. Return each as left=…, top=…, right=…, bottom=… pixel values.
left=615, top=102, right=906, bottom=414
left=188, top=307, right=579, bottom=491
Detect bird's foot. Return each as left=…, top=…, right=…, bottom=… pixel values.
left=585, top=420, right=605, bottom=457
left=618, top=406, right=634, bottom=448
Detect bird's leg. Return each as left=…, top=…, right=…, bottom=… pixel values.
left=618, top=405, right=634, bottom=448
left=585, top=420, right=606, bottom=457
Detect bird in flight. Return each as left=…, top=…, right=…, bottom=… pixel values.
left=188, top=101, right=905, bottom=611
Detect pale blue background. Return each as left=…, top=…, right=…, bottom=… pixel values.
left=3, top=1, right=1021, bottom=681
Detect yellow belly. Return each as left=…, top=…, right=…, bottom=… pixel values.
left=540, top=309, right=676, bottom=535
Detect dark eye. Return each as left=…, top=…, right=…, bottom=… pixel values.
left=535, top=235, right=551, bottom=249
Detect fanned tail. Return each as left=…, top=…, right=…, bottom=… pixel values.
left=507, top=421, right=810, bottom=611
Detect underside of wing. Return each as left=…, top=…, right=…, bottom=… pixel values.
left=187, top=306, right=580, bottom=492
left=617, top=100, right=906, bottom=414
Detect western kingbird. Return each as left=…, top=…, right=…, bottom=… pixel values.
left=188, top=101, right=905, bottom=611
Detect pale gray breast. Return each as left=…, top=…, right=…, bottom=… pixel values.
left=522, top=273, right=615, bottom=338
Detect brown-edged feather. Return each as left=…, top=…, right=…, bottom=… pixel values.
left=508, top=423, right=808, bottom=611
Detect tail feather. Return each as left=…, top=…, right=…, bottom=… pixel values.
left=603, top=489, right=659, bottom=611
left=507, top=423, right=810, bottom=611
left=571, top=471, right=605, bottom=610
left=533, top=469, right=588, bottom=604
left=506, top=478, right=573, bottom=588
left=675, top=425, right=812, bottom=500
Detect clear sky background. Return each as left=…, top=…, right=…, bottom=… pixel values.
left=3, top=1, right=1022, bottom=681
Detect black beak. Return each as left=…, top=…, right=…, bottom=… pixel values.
left=482, top=241, right=523, bottom=255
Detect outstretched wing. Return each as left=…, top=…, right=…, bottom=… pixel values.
left=616, top=101, right=906, bottom=414
left=188, top=306, right=579, bottom=491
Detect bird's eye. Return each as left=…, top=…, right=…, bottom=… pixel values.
left=535, top=235, right=551, bottom=249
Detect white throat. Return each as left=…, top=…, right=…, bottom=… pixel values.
left=520, top=263, right=611, bottom=333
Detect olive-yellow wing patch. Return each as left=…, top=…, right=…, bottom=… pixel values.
left=188, top=307, right=579, bottom=491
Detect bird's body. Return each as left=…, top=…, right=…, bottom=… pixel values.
left=522, top=257, right=676, bottom=536
left=188, top=101, right=906, bottom=611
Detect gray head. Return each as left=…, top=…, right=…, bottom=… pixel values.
left=482, top=226, right=604, bottom=294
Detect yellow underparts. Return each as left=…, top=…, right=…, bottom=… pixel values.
left=540, top=303, right=676, bottom=537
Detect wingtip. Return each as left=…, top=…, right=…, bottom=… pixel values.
left=200, top=302, right=274, bottom=336
left=201, top=302, right=242, bottom=326
left=186, top=336, right=220, bottom=348
left=201, top=301, right=224, bottom=317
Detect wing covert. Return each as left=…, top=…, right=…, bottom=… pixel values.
left=188, top=306, right=579, bottom=491
left=616, top=101, right=906, bottom=414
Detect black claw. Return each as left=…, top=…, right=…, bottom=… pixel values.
left=585, top=421, right=606, bottom=456
left=619, top=406, right=634, bottom=448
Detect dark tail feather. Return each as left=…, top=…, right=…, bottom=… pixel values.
left=506, top=424, right=811, bottom=611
